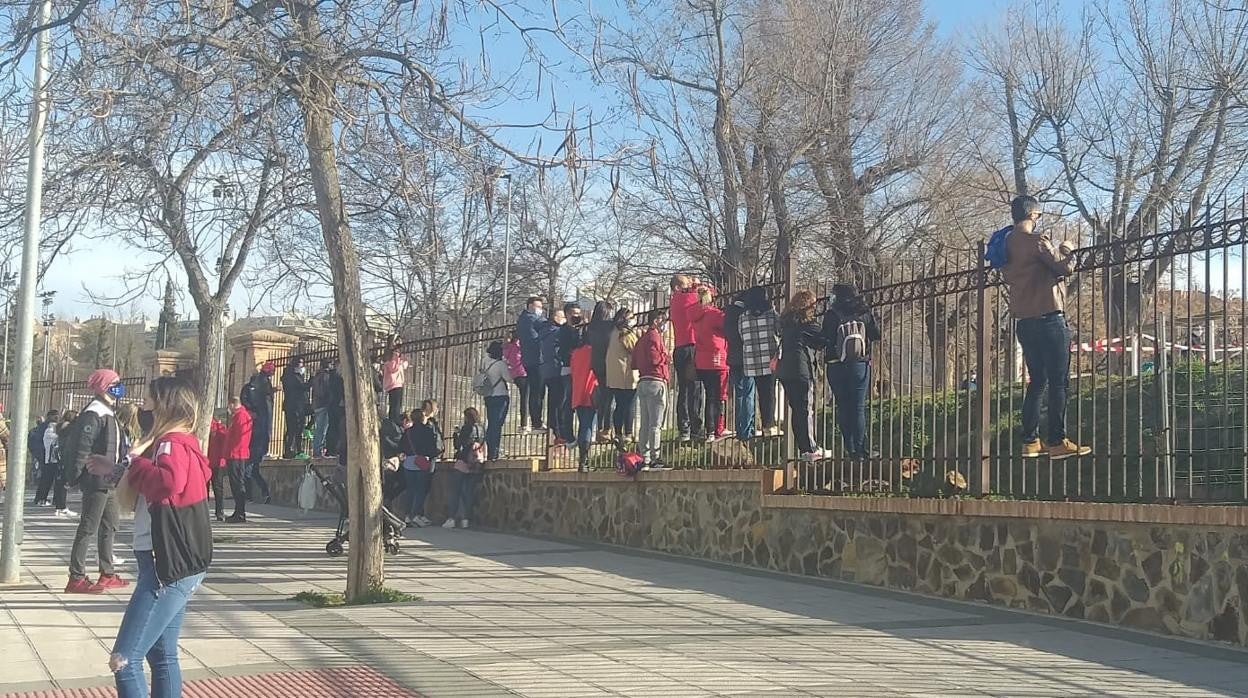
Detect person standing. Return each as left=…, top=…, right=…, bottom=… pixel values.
left=280, top=357, right=311, bottom=459
left=1003, top=195, right=1090, bottom=460
left=632, top=310, right=671, bottom=470
left=479, top=340, right=511, bottom=462
left=0, top=403, right=8, bottom=495
left=381, top=341, right=409, bottom=425
left=28, top=411, right=52, bottom=495
left=224, top=397, right=254, bottom=523
left=689, top=285, right=728, bottom=440
left=444, top=408, right=485, bottom=529
left=64, top=369, right=128, bottom=594
left=503, top=331, right=529, bottom=432
left=539, top=309, right=567, bottom=444
left=206, top=411, right=228, bottom=522
left=776, top=291, right=830, bottom=462
left=669, top=274, right=704, bottom=442
left=327, top=361, right=346, bottom=457
left=242, top=362, right=274, bottom=503
left=310, top=359, right=336, bottom=457
left=557, top=303, right=586, bottom=446
left=822, top=284, right=882, bottom=459
left=568, top=335, right=598, bottom=472
left=85, top=376, right=212, bottom=698
left=400, top=408, right=440, bottom=527
left=724, top=291, right=749, bottom=438
left=516, top=296, right=546, bottom=431
left=605, top=308, right=639, bottom=441
left=585, top=300, right=617, bottom=443
left=738, top=287, right=781, bottom=440
left=31, top=409, right=58, bottom=506
left=40, top=410, right=77, bottom=517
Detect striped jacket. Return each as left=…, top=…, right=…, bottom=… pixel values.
left=739, top=309, right=780, bottom=377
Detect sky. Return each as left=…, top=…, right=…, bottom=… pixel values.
left=28, top=0, right=1040, bottom=323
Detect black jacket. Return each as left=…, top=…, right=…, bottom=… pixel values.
left=64, top=400, right=121, bottom=492
left=281, top=366, right=310, bottom=414
left=453, top=422, right=486, bottom=462
left=586, top=319, right=615, bottom=374
left=311, top=369, right=338, bottom=410
left=557, top=322, right=586, bottom=369
left=821, top=302, right=882, bottom=363
left=724, top=300, right=746, bottom=369
left=776, top=317, right=826, bottom=382
left=245, top=372, right=274, bottom=417
left=403, top=422, right=443, bottom=460
left=517, top=309, right=543, bottom=365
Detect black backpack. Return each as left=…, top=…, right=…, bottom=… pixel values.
left=240, top=380, right=257, bottom=411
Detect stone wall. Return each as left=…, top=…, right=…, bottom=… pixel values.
left=477, top=469, right=1248, bottom=647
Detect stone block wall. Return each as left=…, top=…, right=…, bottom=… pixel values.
left=477, top=469, right=1248, bottom=647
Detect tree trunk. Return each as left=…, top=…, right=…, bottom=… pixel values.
left=297, top=53, right=384, bottom=599
left=193, top=304, right=224, bottom=446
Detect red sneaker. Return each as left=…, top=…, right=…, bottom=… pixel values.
left=65, top=577, right=102, bottom=594
left=92, top=574, right=129, bottom=591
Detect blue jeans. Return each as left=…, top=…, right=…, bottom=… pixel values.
left=312, top=407, right=329, bottom=453
left=828, top=361, right=870, bottom=457
left=448, top=470, right=481, bottom=521
left=112, top=550, right=205, bottom=698
left=402, top=468, right=433, bottom=519
left=732, top=368, right=756, bottom=440
left=1017, top=313, right=1071, bottom=444
left=484, top=395, right=509, bottom=461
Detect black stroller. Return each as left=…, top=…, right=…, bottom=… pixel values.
left=309, top=465, right=405, bottom=557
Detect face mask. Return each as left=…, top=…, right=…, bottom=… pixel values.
left=297, top=366, right=306, bottom=376
left=107, top=383, right=126, bottom=399
left=533, top=308, right=545, bottom=317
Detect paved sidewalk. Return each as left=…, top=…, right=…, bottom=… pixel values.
left=2, top=496, right=1248, bottom=697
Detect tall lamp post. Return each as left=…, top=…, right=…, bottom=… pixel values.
left=2, top=0, right=53, bottom=585
left=501, top=171, right=512, bottom=320
left=212, top=179, right=235, bottom=410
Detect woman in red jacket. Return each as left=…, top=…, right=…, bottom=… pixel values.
left=689, top=285, right=728, bottom=440
left=87, top=376, right=212, bottom=698
left=569, top=340, right=599, bottom=472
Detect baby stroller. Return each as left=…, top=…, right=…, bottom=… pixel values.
left=309, top=466, right=405, bottom=557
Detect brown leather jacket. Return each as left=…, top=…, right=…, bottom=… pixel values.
left=1002, top=229, right=1077, bottom=320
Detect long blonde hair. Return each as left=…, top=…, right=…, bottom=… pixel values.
left=145, top=377, right=199, bottom=446
left=115, top=403, right=141, bottom=443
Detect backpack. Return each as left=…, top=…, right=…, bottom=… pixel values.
left=832, top=318, right=867, bottom=363
left=984, top=225, right=1013, bottom=269
left=616, top=451, right=644, bottom=478
left=472, top=360, right=503, bottom=397
left=239, top=380, right=257, bottom=411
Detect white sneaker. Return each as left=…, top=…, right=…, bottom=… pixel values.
left=459, top=519, right=470, bottom=530
left=415, top=515, right=432, bottom=527
left=442, top=518, right=457, bottom=529
left=56, top=509, right=78, bottom=519
left=801, top=449, right=832, bottom=462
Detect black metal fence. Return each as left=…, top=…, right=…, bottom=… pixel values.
left=256, top=198, right=1248, bottom=504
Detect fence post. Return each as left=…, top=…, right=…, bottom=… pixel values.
left=440, top=320, right=452, bottom=418
left=974, top=243, right=993, bottom=497
left=780, top=250, right=798, bottom=492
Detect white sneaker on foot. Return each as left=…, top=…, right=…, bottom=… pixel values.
left=415, top=515, right=432, bottom=527
left=459, top=519, right=470, bottom=529
left=442, top=518, right=457, bottom=529
left=56, top=509, right=78, bottom=519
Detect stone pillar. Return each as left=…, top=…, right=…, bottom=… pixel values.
left=228, top=330, right=299, bottom=459
left=147, top=350, right=196, bottom=378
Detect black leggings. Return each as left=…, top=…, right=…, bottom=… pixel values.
left=34, top=462, right=65, bottom=506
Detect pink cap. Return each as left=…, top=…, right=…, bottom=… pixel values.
left=86, top=368, right=121, bottom=394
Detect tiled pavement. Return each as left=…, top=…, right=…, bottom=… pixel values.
left=2, top=495, right=1248, bottom=697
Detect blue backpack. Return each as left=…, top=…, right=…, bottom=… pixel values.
left=984, top=225, right=1013, bottom=269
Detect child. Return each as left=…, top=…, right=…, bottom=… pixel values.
left=444, top=407, right=485, bottom=529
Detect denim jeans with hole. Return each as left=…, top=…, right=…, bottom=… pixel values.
left=112, top=550, right=205, bottom=698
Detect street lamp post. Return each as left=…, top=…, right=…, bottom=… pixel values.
left=1, top=0, right=53, bottom=585
left=39, top=291, right=55, bottom=380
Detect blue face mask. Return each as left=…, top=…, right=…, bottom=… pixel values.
left=107, top=383, right=126, bottom=399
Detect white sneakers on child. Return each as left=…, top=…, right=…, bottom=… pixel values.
left=442, top=518, right=456, bottom=529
